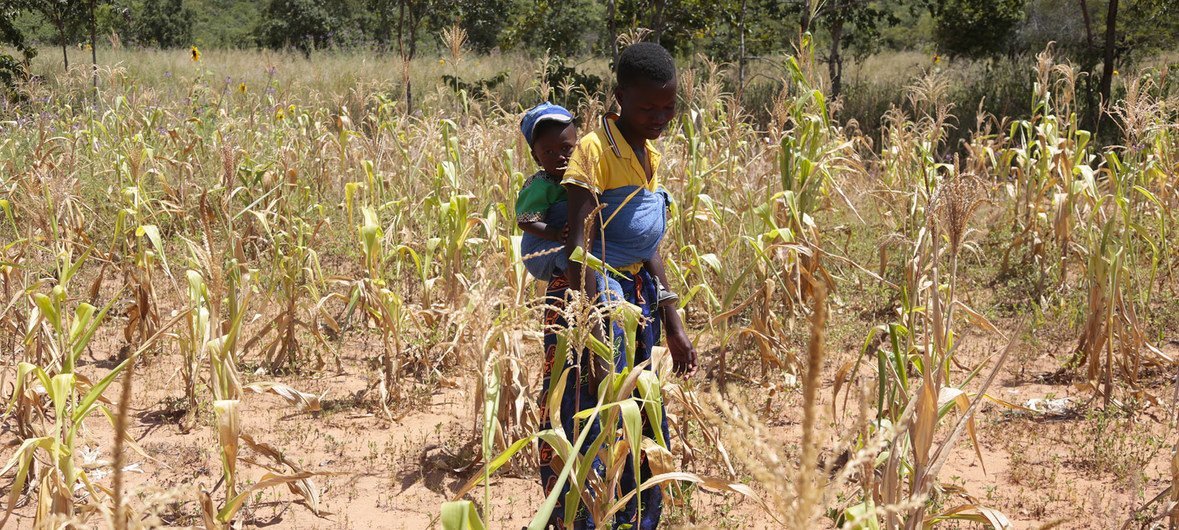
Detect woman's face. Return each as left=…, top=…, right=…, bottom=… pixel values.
left=616, top=78, right=678, bottom=141
left=531, top=123, right=577, bottom=177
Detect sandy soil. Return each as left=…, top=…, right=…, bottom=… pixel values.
left=2, top=312, right=1176, bottom=529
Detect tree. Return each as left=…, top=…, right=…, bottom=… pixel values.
left=34, top=0, right=89, bottom=70
left=365, top=0, right=432, bottom=109
left=258, top=0, right=348, bottom=57
left=135, top=0, right=193, bottom=48
left=501, top=0, right=600, bottom=56
left=432, top=0, right=518, bottom=53
left=815, top=0, right=899, bottom=97
left=0, top=0, right=35, bottom=90
left=929, top=0, right=1027, bottom=57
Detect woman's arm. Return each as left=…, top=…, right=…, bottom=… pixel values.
left=650, top=251, right=697, bottom=376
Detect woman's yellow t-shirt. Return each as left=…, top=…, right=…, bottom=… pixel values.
left=561, top=115, right=662, bottom=194
left=560, top=115, right=663, bottom=274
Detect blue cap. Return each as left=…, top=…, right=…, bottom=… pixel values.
left=520, top=102, right=574, bottom=145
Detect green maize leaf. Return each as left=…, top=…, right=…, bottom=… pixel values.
left=547, top=367, right=573, bottom=431
left=440, top=500, right=487, bottom=530
left=61, top=249, right=92, bottom=286
left=74, top=353, right=135, bottom=423
left=619, top=398, right=644, bottom=520
left=569, top=246, right=622, bottom=277
left=612, top=302, right=641, bottom=369
left=136, top=224, right=170, bottom=271
left=563, top=425, right=610, bottom=524
left=452, top=435, right=535, bottom=499
left=68, top=302, right=96, bottom=350
left=68, top=297, right=115, bottom=372
left=32, top=292, right=59, bottom=333
left=528, top=403, right=604, bottom=530
left=635, top=371, right=667, bottom=448
left=842, top=499, right=881, bottom=530
left=50, top=373, right=74, bottom=422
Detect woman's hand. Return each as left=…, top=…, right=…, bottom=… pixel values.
left=665, top=326, right=698, bottom=377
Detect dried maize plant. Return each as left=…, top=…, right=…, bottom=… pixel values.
left=1, top=244, right=180, bottom=527
left=0, top=192, right=28, bottom=419
left=670, top=56, right=748, bottom=324
left=238, top=160, right=336, bottom=373
left=702, top=280, right=876, bottom=528
left=832, top=160, right=1018, bottom=529
left=1072, top=75, right=1174, bottom=407
left=469, top=193, right=539, bottom=456
left=871, top=69, right=956, bottom=300
left=190, top=267, right=325, bottom=528
left=346, top=180, right=415, bottom=413
left=1000, top=48, right=1095, bottom=294
left=110, top=136, right=178, bottom=364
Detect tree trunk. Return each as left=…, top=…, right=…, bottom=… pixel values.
left=651, top=0, right=666, bottom=43
left=800, top=0, right=812, bottom=35
left=828, top=9, right=845, bottom=98
left=737, top=0, right=748, bottom=100
left=58, top=19, right=69, bottom=70
left=1078, top=0, right=1097, bottom=130
left=397, top=0, right=412, bottom=111
left=607, top=0, right=618, bottom=63
left=1098, top=0, right=1119, bottom=133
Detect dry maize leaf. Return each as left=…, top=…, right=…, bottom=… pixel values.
left=607, top=471, right=767, bottom=519
left=954, top=300, right=999, bottom=333
left=213, top=400, right=241, bottom=477
left=911, top=382, right=937, bottom=469
left=831, top=360, right=855, bottom=418
left=217, top=471, right=316, bottom=524
left=238, top=445, right=325, bottom=516
left=927, top=504, right=1012, bottom=529
left=198, top=489, right=220, bottom=530
left=243, top=382, right=321, bottom=412
left=641, top=438, right=675, bottom=476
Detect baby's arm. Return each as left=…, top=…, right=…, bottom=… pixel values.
left=518, top=220, right=564, bottom=242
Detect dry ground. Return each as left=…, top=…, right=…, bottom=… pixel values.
left=3, top=306, right=1175, bottom=529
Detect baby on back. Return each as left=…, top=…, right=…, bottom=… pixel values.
left=515, top=102, right=676, bottom=306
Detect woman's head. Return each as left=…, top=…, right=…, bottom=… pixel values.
left=520, top=102, right=577, bottom=177
left=615, top=43, right=677, bottom=141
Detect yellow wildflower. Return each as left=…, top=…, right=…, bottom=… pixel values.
left=275, top=107, right=284, bottom=120
left=933, top=54, right=941, bottom=64
left=190, top=46, right=201, bottom=62
left=238, top=82, right=247, bottom=94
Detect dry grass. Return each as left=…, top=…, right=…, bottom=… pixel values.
left=0, top=42, right=1176, bottom=529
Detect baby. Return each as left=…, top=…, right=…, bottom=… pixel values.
left=515, top=102, right=677, bottom=306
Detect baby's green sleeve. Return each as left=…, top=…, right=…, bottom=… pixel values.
left=516, top=181, right=553, bottom=223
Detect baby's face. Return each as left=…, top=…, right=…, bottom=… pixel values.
left=531, top=123, right=577, bottom=178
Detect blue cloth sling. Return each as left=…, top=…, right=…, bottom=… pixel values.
left=521, top=185, right=671, bottom=281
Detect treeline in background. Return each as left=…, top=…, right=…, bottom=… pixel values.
left=2, top=0, right=1178, bottom=144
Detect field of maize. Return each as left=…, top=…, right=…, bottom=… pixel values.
left=0, top=38, right=1177, bottom=529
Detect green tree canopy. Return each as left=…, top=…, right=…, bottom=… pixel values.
left=930, top=0, right=1027, bottom=57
